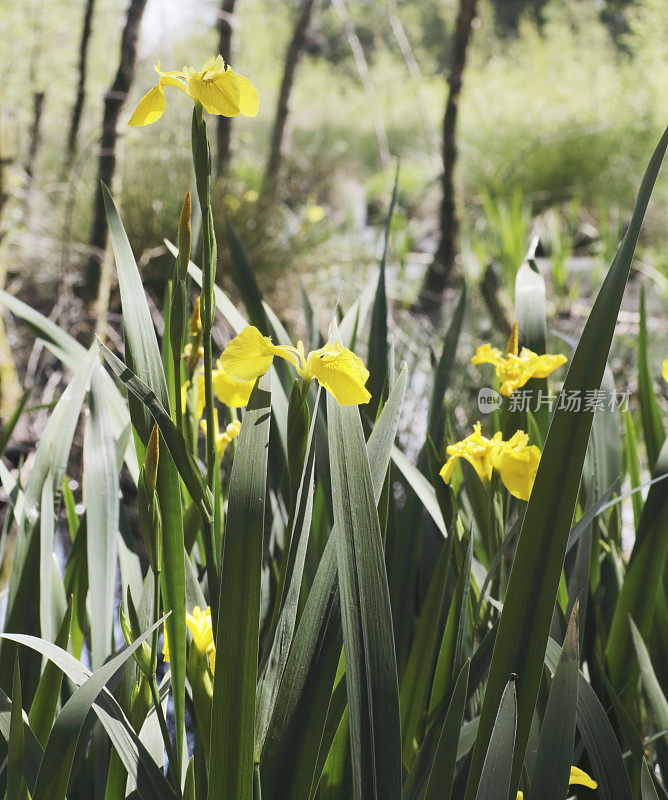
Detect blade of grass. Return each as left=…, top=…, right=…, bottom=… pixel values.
left=84, top=369, right=119, bottom=670
left=368, top=166, right=398, bottom=416
left=545, top=637, right=632, bottom=800
left=424, top=659, right=470, bottom=800
left=1, top=346, right=97, bottom=697
left=208, top=374, right=272, bottom=800
left=638, top=285, right=665, bottom=470
left=528, top=601, right=579, bottom=800
left=327, top=394, right=402, bottom=800
left=7, top=655, right=24, bottom=800
left=259, top=371, right=407, bottom=799
left=475, top=678, right=517, bottom=800
left=607, top=435, right=668, bottom=691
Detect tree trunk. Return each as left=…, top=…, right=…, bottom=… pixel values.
left=263, top=0, right=318, bottom=192
left=25, top=91, right=45, bottom=186
left=416, top=0, right=478, bottom=312
left=215, top=0, right=238, bottom=176
left=67, top=0, right=96, bottom=163
left=83, top=0, right=148, bottom=302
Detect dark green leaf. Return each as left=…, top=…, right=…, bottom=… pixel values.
left=209, top=374, right=272, bottom=800
left=327, top=394, right=402, bottom=800
left=475, top=678, right=517, bottom=800
left=528, top=601, right=579, bottom=800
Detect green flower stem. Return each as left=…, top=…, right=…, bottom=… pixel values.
left=149, top=674, right=180, bottom=790
left=191, top=102, right=220, bottom=618
left=150, top=567, right=161, bottom=679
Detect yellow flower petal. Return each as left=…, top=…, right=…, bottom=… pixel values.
left=219, top=326, right=299, bottom=382
left=236, top=72, right=259, bottom=117
left=441, top=423, right=496, bottom=487
left=439, top=456, right=458, bottom=484
left=212, top=365, right=254, bottom=407
left=471, top=344, right=506, bottom=368
left=492, top=432, right=541, bottom=501
left=523, top=350, right=568, bottom=379
left=128, top=84, right=166, bottom=126
left=663, top=358, right=668, bottom=382
left=219, top=326, right=276, bottom=382
left=305, top=341, right=371, bottom=406
left=189, top=69, right=242, bottom=117
left=569, top=766, right=597, bottom=789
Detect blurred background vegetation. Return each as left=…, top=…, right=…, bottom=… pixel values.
left=1, top=0, right=666, bottom=439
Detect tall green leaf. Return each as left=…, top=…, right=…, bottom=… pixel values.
left=7, top=655, right=25, bottom=800
left=260, top=371, right=407, bottom=799
left=475, top=678, right=517, bottom=800
left=528, top=602, right=579, bottom=800
left=638, top=285, right=665, bottom=470
left=1, top=345, right=97, bottom=697
left=84, top=369, right=119, bottom=669
left=607, top=435, right=668, bottom=691
left=27, top=617, right=165, bottom=800
left=102, top=182, right=186, bottom=775
left=208, top=374, right=271, bottom=800
left=368, top=167, right=398, bottom=415
left=327, top=394, right=402, bottom=800
left=424, top=659, right=471, bottom=800
left=464, top=126, right=668, bottom=799
left=27, top=600, right=72, bottom=748
left=427, top=286, right=466, bottom=448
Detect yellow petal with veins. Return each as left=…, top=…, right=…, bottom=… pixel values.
left=236, top=73, right=259, bottom=117
left=189, top=70, right=241, bottom=117
left=219, top=326, right=299, bottom=382
left=128, top=85, right=166, bottom=126
left=213, top=365, right=254, bottom=407
left=304, top=341, right=371, bottom=406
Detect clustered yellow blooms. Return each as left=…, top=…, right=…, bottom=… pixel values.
left=472, top=322, right=567, bottom=396
left=440, top=423, right=541, bottom=501
left=201, top=413, right=242, bottom=458
left=128, top=55, right=259, bottom=127
left=163, top=606, right=215, bottom=674
left=516, top=766, right=597, bottom=798
left=219, top=325, right=372, bottom=406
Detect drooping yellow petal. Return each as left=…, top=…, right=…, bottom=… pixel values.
left=189, top=69, right=242, bottom=117
left=219, top=326, right=277, bottom=382
left=521, top=349, right=568, bottom=379
left=492, top=431, right=541, bottom=501
left=304, top=341, right=371, bottom=406
left=128, top=84, right=166, bottom=126
left=569, top=766, right=597, bottom=789
left=219, top=326, right=299, bottom=382
left=441, top=423, right=496, bottom=487
left=212, top=364, right=254, bottom=407
left=236, top=72, right=260, bottom=117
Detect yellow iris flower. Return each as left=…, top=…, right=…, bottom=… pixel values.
left=440, top=423, right=541, bottom=501
left=516, top=766, right=597, bottom=798
left=219, top=325, right=372, bottom=406
left=128, top=55, right=259, bottom=127
left=472, top=322, right=567, bottom=396
left=163, top=605, right=216, bottom=674
left=663, top=357, right=668, bottom=382
left=200, top=412, right=241, bottom=458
